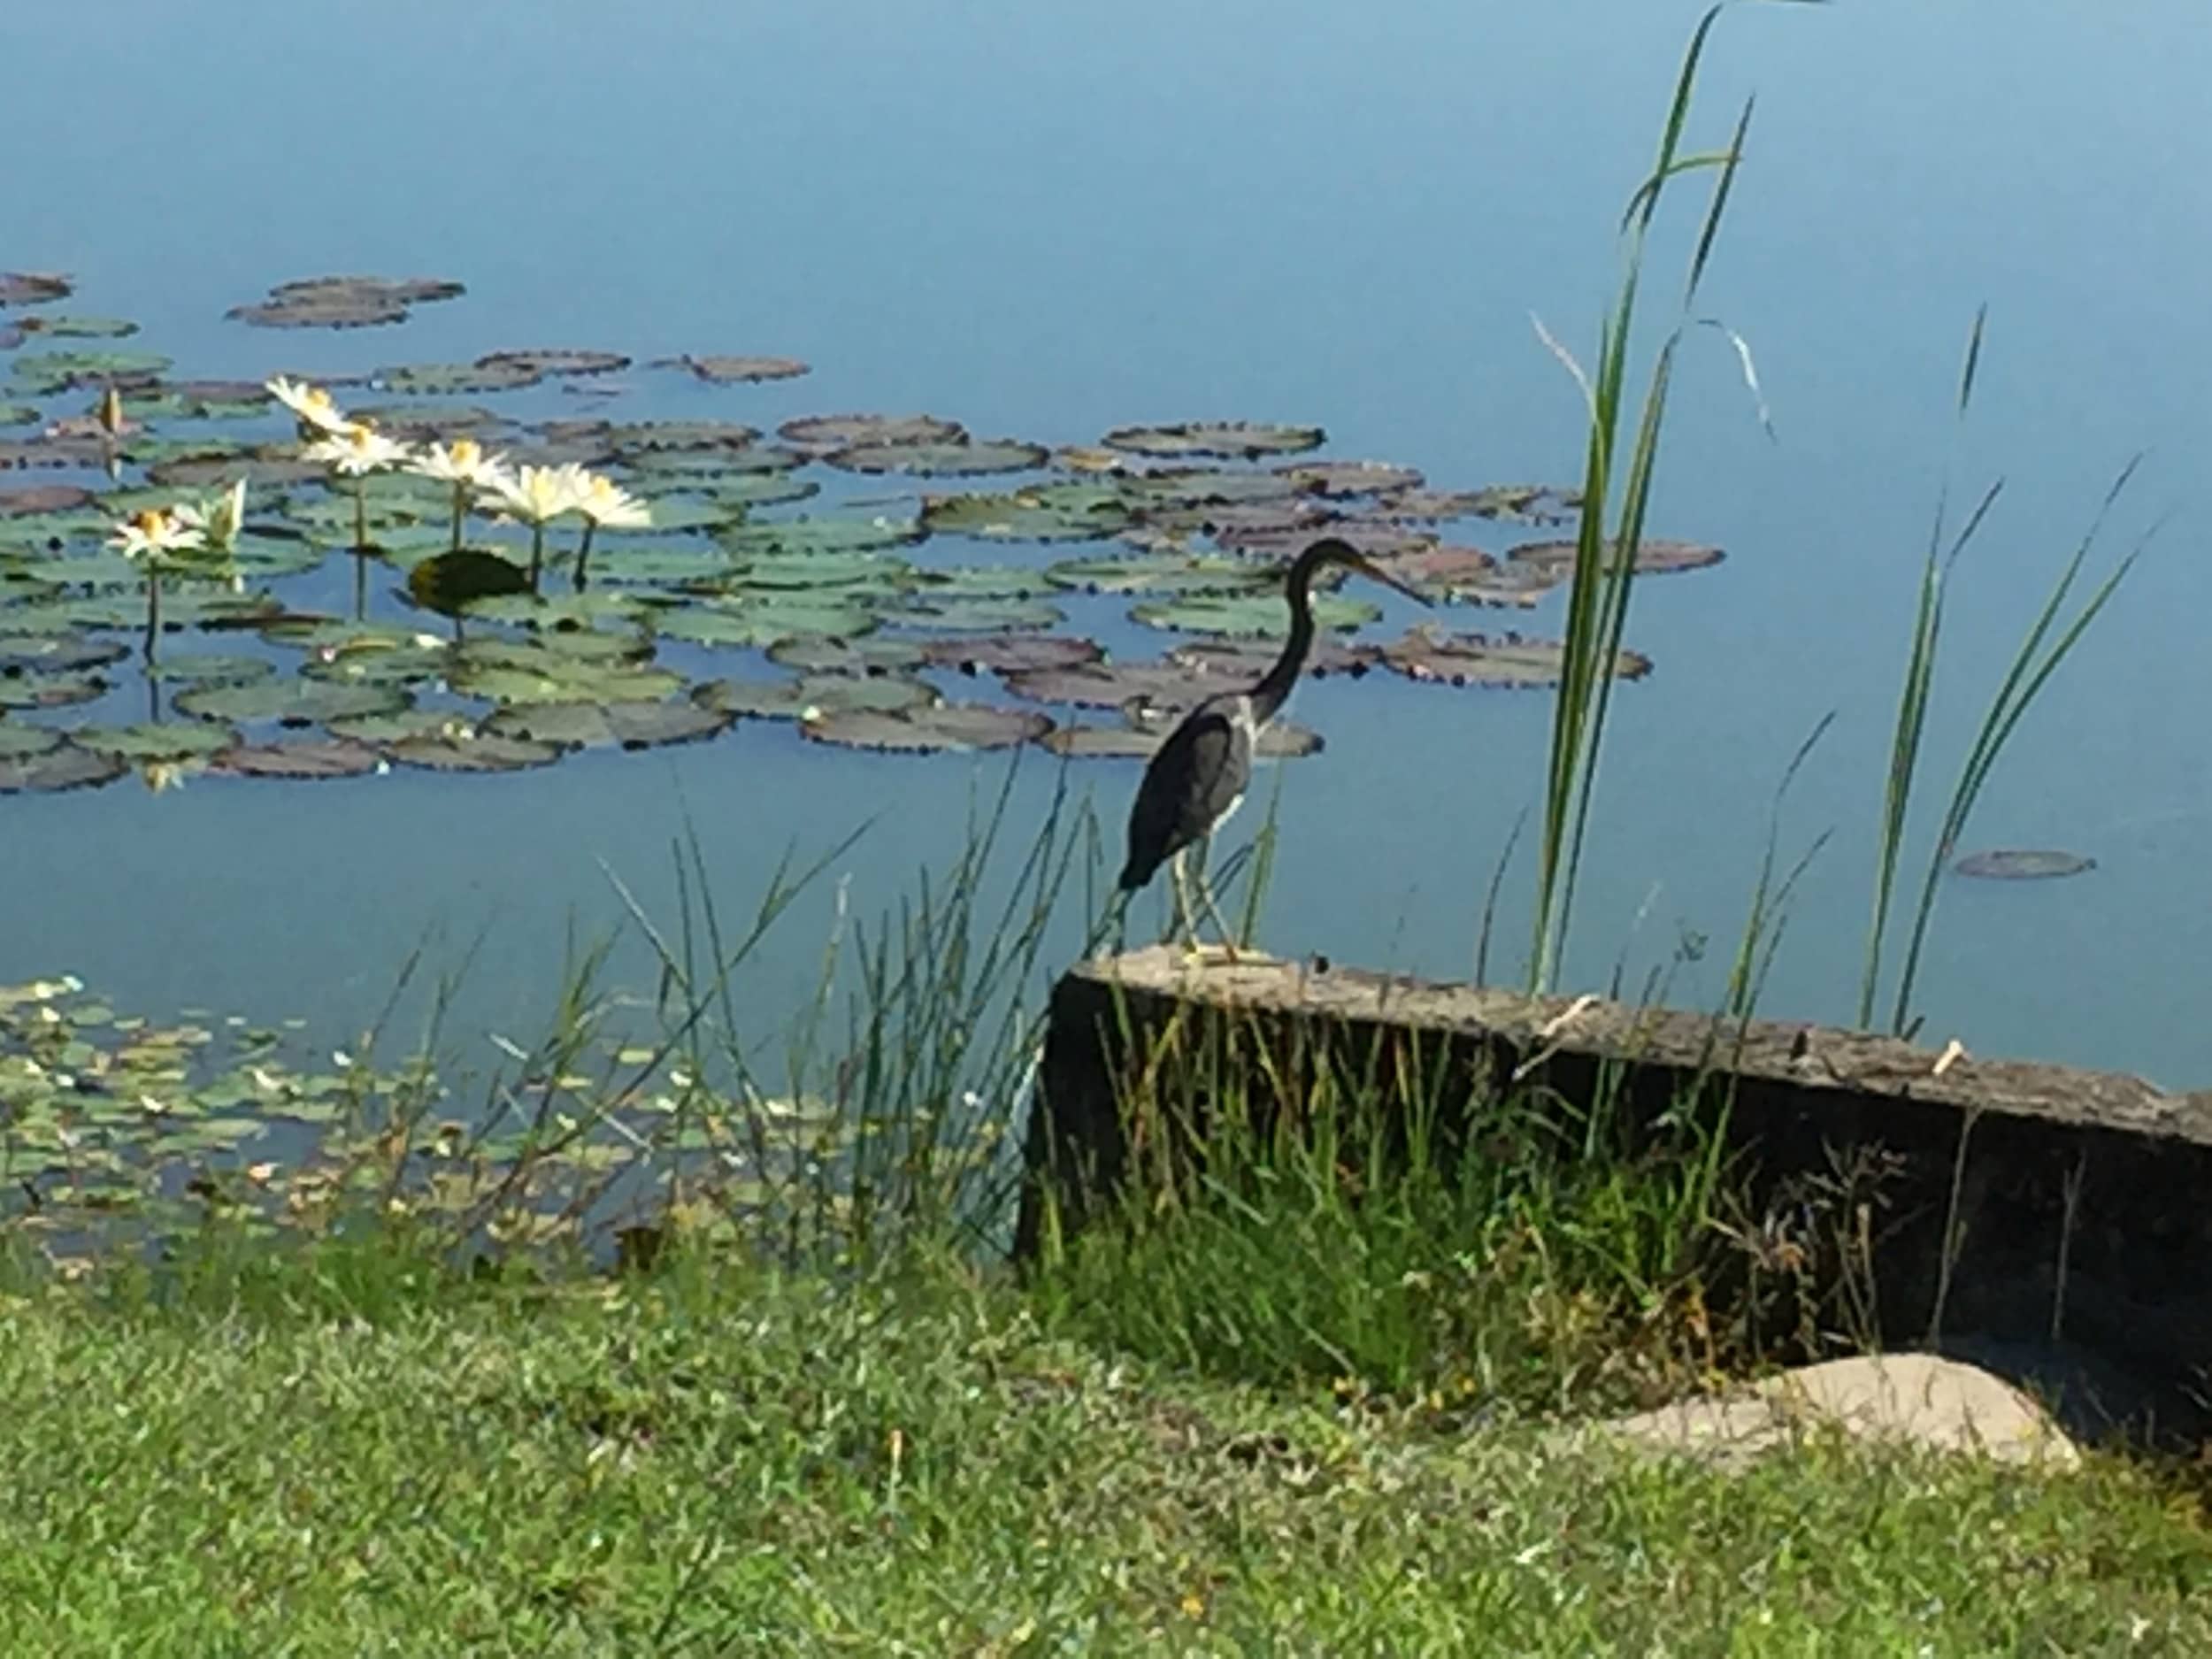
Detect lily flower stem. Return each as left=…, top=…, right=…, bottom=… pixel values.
left=528, top=524, right=546, bottom=594
left=142, top=565, right=161, bottom=666
left=449, top=485, right=466, bottom=552
left=351, top=476, right=368, bottom=554
left=573, top=523, right=597, bottom=593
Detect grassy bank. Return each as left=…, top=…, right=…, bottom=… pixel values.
left=0, top=1240, right=2203, bottom=1656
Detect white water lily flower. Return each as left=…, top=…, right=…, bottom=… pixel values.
left=172, top=478, right=250, bottom=552
left=570, top=470, right=651, bottom=530
left=107, top=507, right=205, bottom=561
left=265, top=375, right=352, bottom=435
left=481, top=462, right=581, bottom=526
left=303, top=421, right=409, bottom=477
left=409, top=435, right=512, bottom=489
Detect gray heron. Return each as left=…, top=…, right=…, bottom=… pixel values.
left=1118, top=534, right=1432, bottom=953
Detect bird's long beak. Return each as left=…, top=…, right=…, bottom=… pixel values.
left=1348, top=552, right=1435, bottom=608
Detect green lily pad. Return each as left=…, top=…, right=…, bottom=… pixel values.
left=583, top=541, right=738, bottom=585
left=652, top=596, right=880, bottom=648
left=0, top=404, right=38, bottom=427
left=212, top=738, right=387, bottom=779
left=149, top=455, right=327, bottom=490
left=173, top=679, right=410, bottom=726
left=461, top=591, right=646, bottom=629
left=778, top=412, right=964, bottom=453
left=0, top=670, right=107, bottom=709
left=918, top=634, right=1102, bottom=675
left=922, top=484, right=1130, bottom=543
left=656, top=354, right=810, bottom=384
left=1045, top=551, right=1269, bottom=596
left=826, top=438, right=1048, bottom=477
left=17, top=315, right=139, bottom=340
left=1953, top=849, right=2097, bottom=881
left=0, top=742, right=123, bottom=793
left=703, top=472, right=819, bottom=510
left=1276, top=460, right=1425, bottom=497
left=404, top=549, right=533, bottom=618
left=323, top=707, right=480, bottom=744
left=1505, top=537, right=1724, bottom=576
left=764, top=635, right=928, bottom=676
left=1130, top=593, right=1379, bottom=637
left=692, top=674, right=935, bottom=720
left=891, top=596, right=1064, bottom=633
left=607, top=419, right=761, bottom=455
left=1377, top=488, right=1497, bottom=522
left=151, top=379, right=277, bottom=418
left=621, top=446, right=803, bottom=480
left=350, top=401, right=503, bottom=439
left=0, top=722, right=64, bottom=758
left=0, top=634, right=129, bottom=674
left=799, top=703, right=1051, bottom=753
left=602, top=496, right=726, bottom=535
left=73, top=722, right=238, bottom=762
left=387, top=733, right=564, bottom=773
left=476, top=348, right=629, bottom=378
left=1113, top=468, right=1308, bottom=512
left=721, top=513, right=926, bottom=557
left=725, top=551, right=912, bottom=594
left=481, top=699, right=733, bottom=751
left=9, top=349, right=172, bottom=394
left=372, top=360, right=542, bottom=396
left=1102, top=421, right=1325, bottom=460
left=145, top=652, right=277, bottom=685
left=270, top=273, right=465, bottom=307
left=448, top=654, right=684, bottom=707
left=1381, top=628, right=1651, bottom=688
left=909, top=565, right=1054, bottom=598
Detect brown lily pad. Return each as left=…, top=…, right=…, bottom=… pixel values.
left=228, top=296, right=409, bottom=330
left=799, top=703, right=1051, bottom=753
left=657, top=355, right=811, bottom=385
left=148, top=455, right=327, bottom=490
left=1468, top=484, right=1585, bottom=526
left=778, top=413, right=967, bottom=453
left=1276, top=459, right=1425, bottom=498
left=1102, top=421, right=1325, bottom=460
left=269, top=274, right=465, bottom=308
left=825, top=438, right=1048, bottom=477
left=0, top=742, right=123, bottom=794
left=1382, top=628, right=1652, bottom=689
left=1378, top=488, right=1502, bottom=522
left=1215, top=518, right=1435, bottom=562
left=0, top=436, right=112, bottom=470
left=482, top=699, right=734, bottom=751
left=387, top=733, right=565, bottom=773
left=1000, top=659, right=1230, bottom=712
left=1165, top=637, right=1381, bottom=680
left=477, top=348, right=629, bottom=378
left=0, top=273, right=72, bottom=309
left=918, top=634, right=1103, bottom=676
left=764, top=635, right=929, bottom=676
left=0, top=484, right=93, bottom=517
left=1506, top=538, right=1724, bottom=577
left=212, top=739, right=387, bottom=780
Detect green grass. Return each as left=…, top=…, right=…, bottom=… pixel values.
left=0, top=1240, right=2203, bottom=1656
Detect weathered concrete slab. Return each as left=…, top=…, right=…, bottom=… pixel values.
left=1018, top=948, right=2212, bottom=1445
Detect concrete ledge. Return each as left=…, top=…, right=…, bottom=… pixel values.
left=1017, top=948, right=2212, bottom=1444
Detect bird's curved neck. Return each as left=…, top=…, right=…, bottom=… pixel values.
left=1249, top=545, right=1324, bottom=724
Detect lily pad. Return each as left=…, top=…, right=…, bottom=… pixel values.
left=573, top=540, right=735, bottom=585
left=73, top=722, right=237, bottom=762
left=0, top=273, right=72, bottom=308
left=1131, top=593, right=1381, bottom=638
left=1215, top=518, right=1434, bottom=562
left=922, top=484, right=1130, bottom=543
left=9, top=349, right=171, bottom=393
left=607, top=419, right=761, bottom=455
left=0, top=722, right=64, bottom=758
left=146, top=652, right=277, bottom=685
left=1506, top=538, right=1724, bottom=577
left=373, top=360, right=542, bottom=397
left=350, top=402, right=503, bottom=440
left=1114, top=468, right=1307, bottom=511
left=1953, top=849, right=2097, bottom=881
left=778, top=413, right=965, bottom=453
left=692, top=674, right=936, bottom=720
left=447, top=651, right=683, bottom=707
left=270, top=273, right=465, bottom=308
left=909, top=565, right=1054, bottom=598
left=1166, top=637, right=1381, bottom=680
left=1364, top=543, right=1498, bottom=594
left=1377, top=488, right=1498, bottom=522
left=1468, top=484, right=1584, bottom=526
left=0, top=742, right=123, bottom=793
left=1041, top=719, right=1322, bottom=761
left=826, top=438, right=1048, bottom=477
left=999, top=659, right=1232, bottom=712
left=892, top=596, right=1064, bottom=634
left=481, top=699, right=733, bottom=751
left=174, top=678, right=410, bottom=726
left=799, top=703, right=1050, bottom=754
left=0, top=435, right=113, bottom=470
left=622, top=445, right=801, bottom=480
left=649, top=597, right=879, bottom=648
left=657, top=355, right=810, bottom=385
left=764, top=635, right=927, bottom=676
left=1381, top=628, right=1652, bottom=688
left=16, top=315, right=139, bottom=340
left=476, top=348, right=628, bottom=378
left=604, top=496, right=726, bottom=534
left=1045, top=551, right=1269, bottom=596
left=722, top=513, right=926, bottom=557
left=229, top=296, right=409, bottom=330
left=323, top=708, right=480, bottom=744
left=0, top=634, right=129, bottom=674
left=463, top=591, right=646, bottom=629
left=1102, top=421, right=1325, bottom=460
left=704, top=472, right=819, bottom=510
left=0, top=671, right=107, bottom=709
left=149, top=455, right=326, bottom=490
left=212, top=739, right=387, bottom=780
left=1277, top=459, right=1425, bottom=498
left=918, top=634, right=1103, bottom=676
left=387, top=733, right=564, bottom=773
left=0, top=404, right=38, bottom=427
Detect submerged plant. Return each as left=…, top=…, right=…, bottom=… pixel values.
left=409, top=437, right=514, bottom=550
left=106, top=506, right=206, bottom=664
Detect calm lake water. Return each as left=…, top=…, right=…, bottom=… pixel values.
left=5, top=0, right=2207, bottom=1086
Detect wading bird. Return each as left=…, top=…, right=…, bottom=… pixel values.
left=1118, top=534, right=1432, bottom=954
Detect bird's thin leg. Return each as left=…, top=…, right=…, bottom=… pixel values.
left=1195, top=864, right=1242, bottom=964
left=1169, top=849, right=1197, bottom=947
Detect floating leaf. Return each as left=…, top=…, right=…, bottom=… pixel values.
left=1130, top=592, right=1379, bottom=638
left=1953, top=849, right=2097, bottom=881
left=148, top=454, right=326, bottom=490
left=476, top=348, right=628, bottom=378
left=703, top=472, right=819, bottom=510
left=892, top=596, right=1064, bottom=634
left=571, top=539, right=736, bottom=585
left=212, top=739, right=387, bottom=780
left=778, top=413, right=965, bottom=453
left=1041, top=719, right=1322, bottom=761
left=621, top=445, right=801, bottom=480
left=405, top=549, right=533, bottom=618
left=918, top=634, right=1102, bottom=675
left=324, top=708, right=478, bottom=744
left=154, top=379, right=275, bottom=418
left=722, top=513, right=926, bottom=557
left=1467, top=483, right=1584, bottom=525
left=607, top=419, right=761, bottom=455
left=447, top=651, right=682, bottom=706
left=692, top=674, right=936, bottom=721
left=826, top=438, right=1048, bottom=477
left=649, top=597, right=878, bottom=648
left=0, top=404, right=38, bottom=427
left=350, top=401, right=503, bottom=440
left=1277, top=459, right=1425, bottom=498
left=73, top=722, right=237, bottom=762
left=0, top=634, right=129, bottom=674
left=0, top=273, right=72, bottom=308
left=0, top=742, right=123, bottom=793
left=1045, top=551, right=1268, bottom=596
left=922, top=484, right=1130, bottom=543
left=1166, top=637, right=1380, bottom=680
left=1215, top=518, right=1434, bottom=561
left=910, top=565, right=1054, bottom=598
left=1506, top=537, right=1724, bottom=576
left=1365, top=543, right=1497, bottom=593
left=1000, top=659, right=1233, bottom=711
left=16, top=315, right=139, bottom=340
left=1377, top=488, right=1497, bottom=522
left=146, top=652, right=277, bottom=685
left=388, top=733, right=564, bottom=773
left=800, top=703, right=1049, bottom=753
left=657, top=354, right=810, bottom=384
left=1121, top=502, right=1325, bottom=552
left=175, top=678, right=410, bottom=726
left=1102, top=421, right=1325, bottom=460
left=0, top=722, right=64, bottom=759
left=0, top=435, right=119, bottom=470
left=269, top=273, right=465, bottom=308
left=229, top=296, right=408, bottom=330
left=764, top=634, right=927, bottom=676
left=372, top=360, right=541, bottom=397
left=604, top=495, right=728, bottom=534
left=462, top=591, right=646, bottom=630
left=481, top=699, right=733, bottom=751
left=1114, top=468, right=1306, bottom=511
left=0, top=671, right=106, bottom=709
left=1382, top=628, right=1651, bottom=688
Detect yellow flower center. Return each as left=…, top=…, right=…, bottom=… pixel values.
left=450, top=438, right=480, bottom=466
left=132, top=509, right=167, bottom=537
left=303, top=387, right=334, bottom=412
